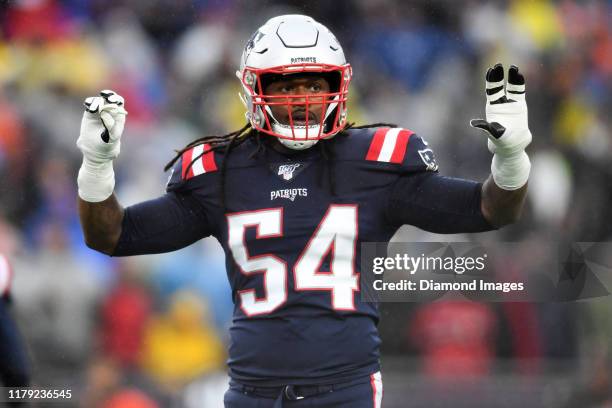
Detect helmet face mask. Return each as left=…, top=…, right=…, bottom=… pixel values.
left=237, top=15, right=352, bottom=150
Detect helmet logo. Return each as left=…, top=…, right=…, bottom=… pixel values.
left=244, top=30, right=265, bottom=62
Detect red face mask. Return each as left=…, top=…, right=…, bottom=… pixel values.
left=240, top=63, right=352, bottom=142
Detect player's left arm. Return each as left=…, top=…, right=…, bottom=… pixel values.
left=480, top=176, right=527, bottom=227
left=471, top=64, right=531, bottom=227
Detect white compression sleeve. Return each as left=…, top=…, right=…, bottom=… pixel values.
left=491, top=150, right=530, bottom=190
left=77, top=158, right=115, bottom=202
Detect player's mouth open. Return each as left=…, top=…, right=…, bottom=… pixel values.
left=289, top=111, right=319, bottom=126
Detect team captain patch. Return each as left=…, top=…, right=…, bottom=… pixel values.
left=365, top=127, right=414, bottom=164
left=182, top=143, right=217, bottom=180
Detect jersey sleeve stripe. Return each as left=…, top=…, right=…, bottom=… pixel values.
left=366, top=128, right=415, bottom=164
left=377, top=127, right=402, bottom=162
left=181, top=148, right=194, bottom=179
left=191, top=144, right=206, bottom=176
left=389, top=129, right=414, bottom=164
left=365, top=127, right=390, bottom=161
left=181, top=143, right=217, bottom=180
left=202, top=143, right=218, bottom=173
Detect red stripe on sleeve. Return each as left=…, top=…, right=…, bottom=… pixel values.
left=181, top=149, right=194, bottom=180
left=202, top=143, right=218, bottom=172
left=389, top=129, right=414, bottom=164
left=365, top=128, right=390, bottom=161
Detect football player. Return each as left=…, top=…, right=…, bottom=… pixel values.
left=77, top=15, right=530, bottom=408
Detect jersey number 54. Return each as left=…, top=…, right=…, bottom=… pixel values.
left=227, top=205, right=359, bottom=316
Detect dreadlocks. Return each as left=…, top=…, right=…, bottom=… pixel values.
left=163, top=122, right=253, bottom=173
left=164, top=122, right=397, bottom=210
left=164, top=122, right=254, bottom=209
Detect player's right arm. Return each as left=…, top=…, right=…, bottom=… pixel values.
left=77, top=91, right=212, bottom=256
left=76, top=90, right=127, bottom=254
left=78, top=194, right=123, bottom=255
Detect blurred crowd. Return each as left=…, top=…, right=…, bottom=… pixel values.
left=0, top=0, right=610, bottom=406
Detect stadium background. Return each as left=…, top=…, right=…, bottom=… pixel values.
left=0, top=0, right=610, bottom=406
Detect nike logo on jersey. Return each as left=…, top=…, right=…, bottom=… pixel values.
left=270, top=188, right=308, bottom=201
left=270, top=162, right=309, bottom=182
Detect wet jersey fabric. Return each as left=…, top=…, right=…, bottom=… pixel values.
left=113, top=127, right=494, bottom=386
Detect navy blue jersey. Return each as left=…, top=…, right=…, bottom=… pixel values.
left=114, top=126, right=494, bottom=386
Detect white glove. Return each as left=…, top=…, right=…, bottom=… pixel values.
left=77, top=90, right=127, bottom=202
left=470, top=64, right=531, bottom=190
left=77, top=90, right=127, bottom=164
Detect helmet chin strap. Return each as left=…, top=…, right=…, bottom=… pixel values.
left=263, top=96, right=340, bottom=150
left=274, top=125, right=320, bottom=150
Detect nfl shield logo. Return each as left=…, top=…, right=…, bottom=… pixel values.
left=278, top=164, right=302, bottom=181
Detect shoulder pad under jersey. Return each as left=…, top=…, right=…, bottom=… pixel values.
left=339, top=127, right=439, bottom=174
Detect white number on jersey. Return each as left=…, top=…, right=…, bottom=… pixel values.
left=227, top=208, right=287, bottom=316
left=226, top=205, right=358, bottom=316
left=294, top=205, right=359, bottom=310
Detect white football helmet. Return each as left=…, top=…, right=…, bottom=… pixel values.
left=237, top=15, right=352, bottom=150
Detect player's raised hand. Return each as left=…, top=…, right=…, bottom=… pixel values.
left=77, top=90, right=127, bottom=202
left=470, top=64, right=531, bottom=157
left=77, top=90, right=127, bottom=165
